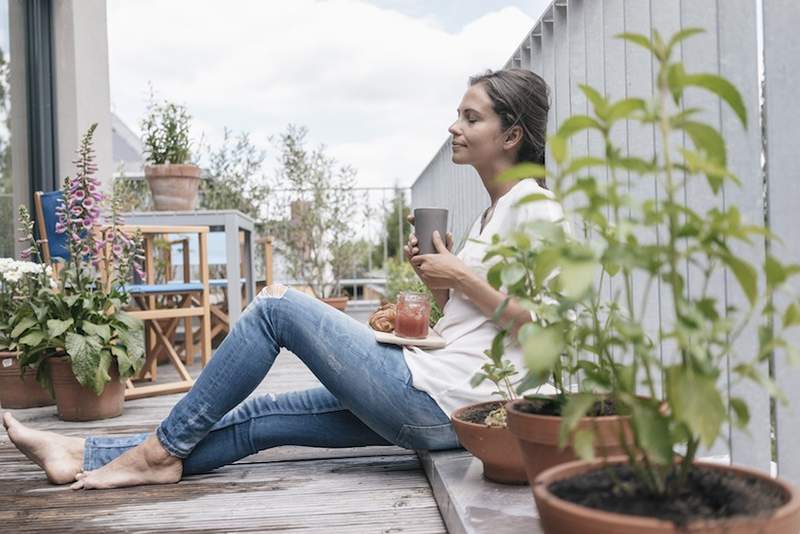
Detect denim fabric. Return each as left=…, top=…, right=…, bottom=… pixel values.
left=84, top=287, right=460, bottom=475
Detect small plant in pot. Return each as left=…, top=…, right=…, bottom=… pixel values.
left=523, top=29, right=800, bottom=533
left=141, top=91, right=200, bottom=210
left=10, top=125, right=147, bottom=422
left=0, top=258, right=56, bottom=408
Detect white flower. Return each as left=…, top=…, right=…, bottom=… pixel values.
left=3, top=269, right=22, bottom=283
left=0, top=258, right=14, bottom=274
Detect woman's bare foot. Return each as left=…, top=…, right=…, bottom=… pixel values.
left=70, top=433, right=182, bottom=490
left=2, top=412, right=85, bottom=485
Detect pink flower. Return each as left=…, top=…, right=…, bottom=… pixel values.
left=55, top=222, right=66, bottom=234
left=82, top=218, right=93, bottom=229
left=73, top=189, right=86, bottom=201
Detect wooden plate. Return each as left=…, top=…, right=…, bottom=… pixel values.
left=372, top=328, right=447, bottom=349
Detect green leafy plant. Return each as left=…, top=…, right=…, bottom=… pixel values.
left=8, top=125, right=147, bottom=395
left=141, top=89, right=192, bottom=165
left=491, top=28, right=800, bottom=496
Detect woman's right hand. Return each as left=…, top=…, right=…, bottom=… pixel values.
left=403, top=213, right=454, bottom=265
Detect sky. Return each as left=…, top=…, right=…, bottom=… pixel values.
left=106, top=0, right=551, bottom=189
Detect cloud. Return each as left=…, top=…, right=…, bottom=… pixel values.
left=107, top=0, right=535, bottom=188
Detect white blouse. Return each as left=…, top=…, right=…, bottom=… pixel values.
left=403, top=178, right=565, bottom=417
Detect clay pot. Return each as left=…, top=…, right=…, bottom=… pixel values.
left=533, top=457, right=800, bottom=534
left=0, top=352, right=55, bottom=409
left=49, top=356, right=124, bottom=421
left=506, top=398, right=632, bottom=483
left=451, top=401, right=528, bottom=484
left=321, top=296, right=349, bottom=311
left=144, top=163, right=201, bottom=211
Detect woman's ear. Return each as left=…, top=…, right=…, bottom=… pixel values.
left=504, top=125, right=523, bottom=150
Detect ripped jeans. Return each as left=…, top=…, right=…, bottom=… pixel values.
left=83, top=286, right=459, bottom=475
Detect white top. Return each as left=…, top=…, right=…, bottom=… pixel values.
left=403, top=179, right=565, bottom=417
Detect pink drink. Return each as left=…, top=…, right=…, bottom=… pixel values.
left=394, top=292, right=431, bottom=339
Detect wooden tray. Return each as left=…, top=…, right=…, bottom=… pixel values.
left=372, top=328, right=447, bottom=349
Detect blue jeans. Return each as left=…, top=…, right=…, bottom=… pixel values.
left=83, top=287, right=459, bottom=476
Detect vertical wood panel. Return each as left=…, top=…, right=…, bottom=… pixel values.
left=765, top=0, right=800, bottom=485
left=718, top=0, right=770, bottom=473
left=541, top=6, right=557, bottom=174
left=531, top=24, right=544, bottom=75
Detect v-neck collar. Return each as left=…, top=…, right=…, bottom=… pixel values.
left=476, top=179, right=529, bottom=238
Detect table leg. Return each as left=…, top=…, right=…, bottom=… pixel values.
left=225, top=215, right=242, bottom=325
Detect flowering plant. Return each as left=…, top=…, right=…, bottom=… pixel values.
left=9, top=124, right=147, bottom=395
left=0, top=259, right=54, bottom=352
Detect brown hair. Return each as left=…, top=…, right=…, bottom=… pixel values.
left=469, top=68, right=549, bottom=187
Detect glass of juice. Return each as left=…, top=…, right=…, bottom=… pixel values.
left=394, top=292, right=431, bottom=339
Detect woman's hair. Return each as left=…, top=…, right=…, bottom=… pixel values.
left=469, top=68, right=549, bottom=188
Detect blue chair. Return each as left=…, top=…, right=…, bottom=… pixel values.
left=34, top=190, right=212, bottom=399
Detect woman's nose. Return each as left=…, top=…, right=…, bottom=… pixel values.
left=448, top=121, right=460, bottom=136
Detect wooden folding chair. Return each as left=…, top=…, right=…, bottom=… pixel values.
left=34, top=191, right=212, bottom=400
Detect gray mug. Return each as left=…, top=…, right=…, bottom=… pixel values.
left=414, top=208, right=449, bottom=254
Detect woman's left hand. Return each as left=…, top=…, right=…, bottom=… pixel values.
left=409, top=231, right=470, bottom=290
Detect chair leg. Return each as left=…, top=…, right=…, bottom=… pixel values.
left=184, top=316, right=194, bottom=366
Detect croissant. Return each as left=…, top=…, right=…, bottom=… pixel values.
left=369, top=303, right=397, bottom=332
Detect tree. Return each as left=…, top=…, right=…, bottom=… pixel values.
left=371, top=187, right=412, bottom=269
left=268, top=125, right=359, bottom=299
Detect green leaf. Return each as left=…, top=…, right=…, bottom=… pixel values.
left=616, top=32, right=657, bottom=55
left=470, top=372, right=488, bottom=388
left=784, top=303, right=800, bottom=328
left=501, top=263, right=526, bottom=288
left=522, top=324, right=565, bottom=375
left=666, top=366, right=726, bottom=447
left=579, top=84, right=607, bottom=115
left=666, top=28, right=704, bottom=57
left=486, top=263, right=504, bottom=289
left=572, top=429, right=595, bottom=461
left=19, top=331, right=44, bottom=347
left=515, top=369, right=549, bottom=395
left=680, top=121, right=726, bottom=166
left=557, top=115, right=602, bottom=138
left=729, top=397, right=750, bottom=429
left=46, top=318, right=74, bottom=339
left=558, top=393, right=597, bottom=448
left=606, top=98, right=646, bottom=123
left=549, top=135, right=568, bottom=165
left=11, top=317, right=37, bottom=340
left=765, top=255, right=787, bottom=287
left=721, top=253, right=758, bottom=306
left=631, top=401, right=674, bottom=465
left=83, top=321, right=111, bottom=342
left=496, top=162, right=547, bottom=182
left=65, top=332, right=105, bottom=395
left=682, top=73, right=747, bottom=127
left=515, top=193, right=554, bottom=206
left=559, top=259, right=596, bottom=299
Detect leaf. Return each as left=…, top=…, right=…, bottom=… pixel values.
left=616, top=32, right=657, bottom=55
left=501, top=263, right=526, bottom=288
left=765, top=255, right=787, bottom=287
left=46, top=318, right=74, bottom=339
left=522, top=324, right=565, bottom=375
left=682, top=73, right=747, bottom=128
left=11, top=317, right=37, bottom=340
left=679, top=121, right=726, bottom=167
left=470, top=372, right=488, bottom=388
left=721, top=253, right=758, bottom=306
left=83, top=321, right=112, bottom=342
left=784, top=303, right=800, bottom=329
left=516, top=193, right=553, bottom=206
left=515, top=369, right=549, bottom=395
left=666, top=28, right=704, bottom=57
left=496, top=162, right=547, bottom=182
left=572, top=429, right=595, bottom=461
left=486, top=262, right=504, bottom=289
left=19, top=331, right=44, bottom=347
left=666, top=366, right=726, bottom=447
left=557, top=115, right=602, bottom=138
left=559, top=259, right=596, bottom=299
left=729, top=397, right=750, bottom=429
left=558, top=393, right=597, bottom=448
left=549, top=135, right=568, bottom=165
left=606, top=98, right=646, bottom=123
left=631, top=401, right=674, bottom=465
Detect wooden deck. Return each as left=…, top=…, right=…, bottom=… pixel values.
left=0, top=350, right=447, bottom=533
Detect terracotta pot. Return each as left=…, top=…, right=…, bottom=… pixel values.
left=49, top=356, right=124, bottom=421
left=0, top=352, right=55, bottom=409
left=451, top=401, right=528, bottom=484
left=506, top=398, right=632, bottom=484
left=321, top=296, right=349, bottom=311
left=533, top=457, right=800, bottom=534
left=144, top=163, right=201, bottom=211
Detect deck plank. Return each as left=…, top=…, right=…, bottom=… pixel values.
left=1, top=350, right=446, bottom=533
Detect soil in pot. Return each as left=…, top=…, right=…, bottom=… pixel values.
left=506, top=397, right=632, bottom=485
left=550, top=462, right=787, bottom=527
left=49, top=356, right=124, bottom=422
left=0, top=353, right=55, bottom=409
left=452, top=400, right=528, bottom=485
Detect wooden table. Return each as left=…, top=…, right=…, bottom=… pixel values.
left=123, top=210, right=257, bottom=326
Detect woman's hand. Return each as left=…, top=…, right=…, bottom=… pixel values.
left=407, top=231, right=467, bottom=290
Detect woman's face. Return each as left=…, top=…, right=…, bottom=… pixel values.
left=448, top=83, right=508, bottom=167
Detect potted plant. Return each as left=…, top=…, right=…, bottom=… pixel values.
left=520, top=29, right=800, bottom=532
left=141, top=92, right=200, bottom=210
left=269, top=125, right=359, bottom=310
left=0, top=259, right=55, bottom=408
left=10, top=125, right=147, bottom=422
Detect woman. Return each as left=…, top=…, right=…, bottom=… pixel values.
left=3, top=68, right=562, bottom=490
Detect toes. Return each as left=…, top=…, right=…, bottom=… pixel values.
left=71, top=479, right=85, bottom=490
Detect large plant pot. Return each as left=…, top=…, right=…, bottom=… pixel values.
left=321, top=296, right=349, bottom=312
left=506, top=398, right=632, bottom=483
left=49, top=356, right=124, bottom=422
left=451, top=401, right=528, bottom=484
left=0, top=352, right=55, bottom=409
left=144, top=163, right=201, bottom=211
left=533, top=457, right=800, bottom=534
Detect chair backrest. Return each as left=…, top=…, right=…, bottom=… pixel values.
left=34, top=190, right=70, bottom=262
